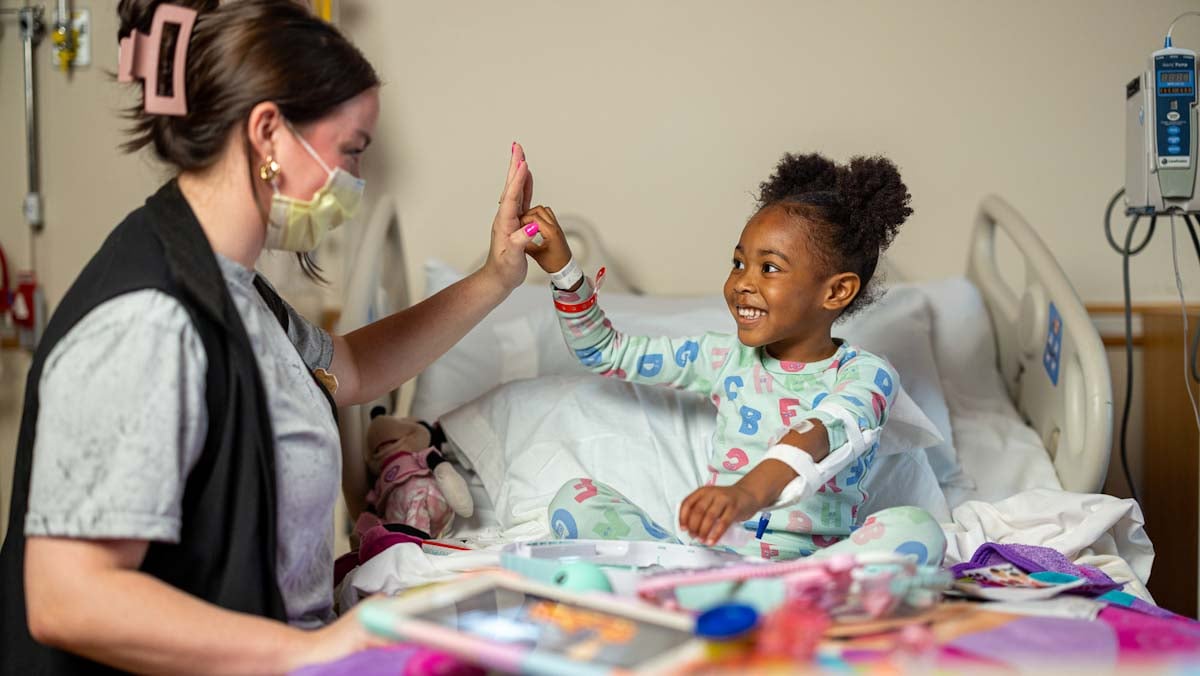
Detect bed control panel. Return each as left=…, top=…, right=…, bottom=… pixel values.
left=1043, top=303, right=1062, bottom=387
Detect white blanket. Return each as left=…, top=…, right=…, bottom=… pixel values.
left=339, top=484, right=1156, bottom=607
left=943, top=488, right=1155, bottom=601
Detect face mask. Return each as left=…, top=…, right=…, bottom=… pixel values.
left=264, top=121, right=366, bottom=252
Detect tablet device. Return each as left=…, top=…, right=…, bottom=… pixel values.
left=359, top=573, right=702, bottom=675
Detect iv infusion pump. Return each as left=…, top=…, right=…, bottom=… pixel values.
left=1126, top=45, right=1199, bottom=214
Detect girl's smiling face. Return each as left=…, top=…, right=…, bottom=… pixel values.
left=723, top=206, right=859, bottom=362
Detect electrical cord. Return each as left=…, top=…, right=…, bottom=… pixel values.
left=1104, top=188, right=1151, bottom=505
left=1170, top=215, right=1200, bottom=438
left=1105, top=191, right=1200, bottom=504
left=1183, top=215, right=1200, bottom=383
left=1104, top=189, right=1156, bottom=255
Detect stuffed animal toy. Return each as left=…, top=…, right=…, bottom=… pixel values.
left=364, top=407, right=473, bottom=537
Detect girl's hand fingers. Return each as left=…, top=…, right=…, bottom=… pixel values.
left=679, top=493, right=698, bottom=528
left=705, top=511, right=735, bottom=545
left=521, top=205, right=556, bottom=225
left=520, top=205, right=552, bottom=227
left=683, top=492, right=712, bottom=536
left=699, top=501, right=730, bottom=545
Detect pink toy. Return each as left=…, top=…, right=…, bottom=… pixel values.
left=364, top=409, right=473, bottom=538
left=636, top=552, right=949, bottom=622
left=117, top=3, right=196, bottom=116
left=756, top=602, right=830, bottom=662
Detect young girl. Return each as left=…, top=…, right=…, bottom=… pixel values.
left=523, top=153, right=944, bottom=563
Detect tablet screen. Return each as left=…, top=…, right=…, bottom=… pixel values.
left=410, top=587, right=693, bottom=668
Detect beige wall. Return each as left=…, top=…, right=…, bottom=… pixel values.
left=340, top=0, right=1200, bottom=303
left=1, top=0, right=1198, bottom=534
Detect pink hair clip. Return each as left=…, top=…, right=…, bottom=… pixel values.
left=117, top=4, right=197, bottom=116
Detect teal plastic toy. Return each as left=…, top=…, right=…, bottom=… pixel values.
left=551, top=561, right=614, bottom=593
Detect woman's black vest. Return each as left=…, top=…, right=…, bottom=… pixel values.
left=0, top=181, right=333, bottom=674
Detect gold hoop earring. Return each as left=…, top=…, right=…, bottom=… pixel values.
left=259, top=156, right=281, bottom=182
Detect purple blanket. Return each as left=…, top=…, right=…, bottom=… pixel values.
left=950, top=542, right=1122, bottom=596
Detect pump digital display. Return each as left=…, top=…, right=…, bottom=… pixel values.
left=1160, top=87, right=1195, bottom=95
left=1161, top=71, right=1192, bottom=83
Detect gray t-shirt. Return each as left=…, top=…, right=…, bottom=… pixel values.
left=25, top=254, right=341, bottom=628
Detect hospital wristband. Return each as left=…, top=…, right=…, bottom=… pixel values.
left=554, top=294, right=598, bottom=314
left=549, top=257, right=583, bottom=291
left=764, top=443, right=823, bottom=508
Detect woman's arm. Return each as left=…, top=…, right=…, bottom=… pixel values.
left=25, top=537, right=382, bottom=674
left=327, top=144, right=536, bottom=407
left=328, top=267, right=514, bottom=406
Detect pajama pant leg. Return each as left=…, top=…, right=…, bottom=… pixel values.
left=547, top=477, right=680, bottom=543
left=809, top=505, right=945, bottom=566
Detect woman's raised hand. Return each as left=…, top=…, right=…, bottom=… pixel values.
left=482, top=143, right=538, bottom=291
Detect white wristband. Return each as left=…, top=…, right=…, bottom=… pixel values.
left=549, top=257, right=583, bottom=291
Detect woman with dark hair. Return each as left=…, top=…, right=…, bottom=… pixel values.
left=0, top=1, right=538, bottom=672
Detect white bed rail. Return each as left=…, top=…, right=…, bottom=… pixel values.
left=967, top=195, right=1112, bottom=494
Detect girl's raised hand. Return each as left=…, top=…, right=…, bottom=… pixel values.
left=522, top=204, right=574, bottom=275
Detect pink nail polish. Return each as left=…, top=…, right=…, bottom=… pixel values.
left=524, top=222, right=540, bottom=237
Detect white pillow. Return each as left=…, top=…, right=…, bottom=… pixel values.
left=859, top=448, right=952, bottom=523
left=440, top=374, right=944, bottom=532
left=409, top=260, right=553, bottom=420
left=838, top=286, right=974, bottom=490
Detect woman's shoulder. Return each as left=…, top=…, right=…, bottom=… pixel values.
left=43, top=289, right=206, bottom=375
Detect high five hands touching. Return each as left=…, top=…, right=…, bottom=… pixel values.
left=482, top=143, right=540, bottom=291
left=485, top=144, right=580, bottom=291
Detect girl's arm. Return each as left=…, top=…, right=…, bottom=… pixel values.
left=522, top=205, right=725, bottom=393
left=555, top=276, right=725, bottom=392
left=679, top=424, right=827, bottom=545
left=24, top=537, right=383, bottom=674
left=327, top=144, right=537, bottom=408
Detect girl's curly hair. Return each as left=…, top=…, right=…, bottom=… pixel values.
left=756, top=152, right=913, bottom=316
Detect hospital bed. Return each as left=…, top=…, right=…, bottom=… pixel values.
left=334, top=194, right=1152, bottom=607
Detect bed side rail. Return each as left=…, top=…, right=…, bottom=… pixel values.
left=966, top=195, right=1113, bottom=493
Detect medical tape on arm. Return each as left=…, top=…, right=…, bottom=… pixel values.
left=766, top=404, right=881, bottom=509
